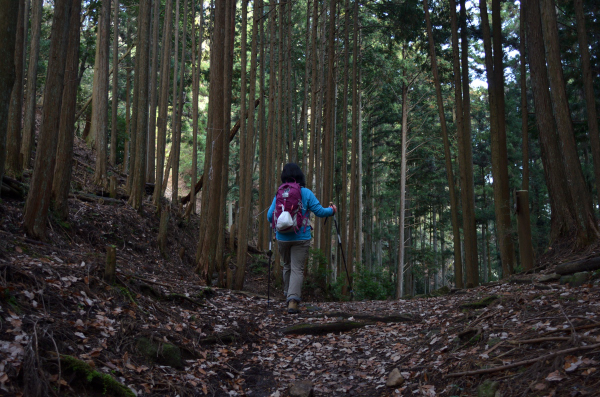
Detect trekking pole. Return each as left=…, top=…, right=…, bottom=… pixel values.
left=329, top=203, right=354, bottom=300
left=267, top=226, right=273, bottom=308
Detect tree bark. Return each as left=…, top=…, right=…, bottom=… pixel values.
left=257, top=0, right=268, bottom=251
left=173, top=0, right=189, bottom=206
left=423, top=0, right=464, bottom=288
left=347, top=0, right=359, bottom=271
left=23, top=0, right=73, bottom=238
left=169, top=0, right=181, bottom=203
left=21, top=0, right=43, bottom=170
left=189, top=0, right=203, bottom=216
left=128, top=0, right=152, bottom=210
left=153, top=0, right=173, bottom=206
left=5, top=0, right=25, bottom=177
left=51, top=0, right=82, bottom=220
left=110, top=0, right=119, bottom=167
left=397, top=74, right=408, bottom=299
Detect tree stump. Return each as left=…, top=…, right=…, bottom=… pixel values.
left=157, top=208, right=169, bottom=258
left=109, top=175, right=117, bottom=199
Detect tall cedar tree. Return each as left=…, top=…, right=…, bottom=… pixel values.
left=21, top=0, right=43, bottom=170
left=166, top=0, right=180, bottom=199
left=153, top=0, right=174, bottom=207
left=451, top=0, right=478, bottom=286
left=23, top=0, right=74, bottom=238
left=5, top=0, right=25, bottom=176
left=539, top=0, right=598, bottom=246
left=423, top=0, right=464, bottom=288
left=189, top=0, right=203, bottom=216
left=525, top=0, right=577, bottom=243
left=0, top=0, right=20, bottom=187
left=128, top=0, right=152, bottom=210
left=174, top=0, right=190, bottom=206
left=110, top=0, right=119, bottom=167
left=197, top=0, right=227, bottom=281
left=52, top=0, right=83, bottom=220
left=574, top=0, right=600, bottom=206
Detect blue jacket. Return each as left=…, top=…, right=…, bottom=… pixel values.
left=267, top=187, right=334, bottom=241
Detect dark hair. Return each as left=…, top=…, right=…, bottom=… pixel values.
left=280, top=163, right=306, bottom=187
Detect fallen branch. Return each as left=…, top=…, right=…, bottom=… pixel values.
left=543, top=322, right=600, bottom=336
left=555, top=256, right=600, bottom=275
left=444, top=343, right=600, bottom=378
left=509, top=337, right=571, bottom=345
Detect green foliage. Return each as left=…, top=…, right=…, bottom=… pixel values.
left=61, top=354, right=136, bottom=397
left=353, top=264, right=394, bottom=301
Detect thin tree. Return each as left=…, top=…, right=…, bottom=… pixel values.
left=6, top=0, right=26, bottom=176
left=307, top=0, right=319, bottom=191
left=423, top=0, right=464, bottom=288
left=91, top=0, right=111, bottom=186
left=110, top=0, right=119, bottom=167
left=173, top=0, right=189, bottom=205
left=52, top=0, right=82, bottom=220
left=147, top=0, right=161, bottom=183
left=21, top=0, right=43, bottom=170
left=128, top=0, right=152, bottom=210
left=339, top=0, right=350, bottom=289
left=189, top=0, right=203, bottom=216
left=23, top=0, right=74, bottom=238
left=257, top=0, right=269, bottom=250
left=153, top=0, right=174, bottom=206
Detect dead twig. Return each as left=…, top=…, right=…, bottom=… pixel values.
left=509, top=337, right=571, bottom=345
left=445, top=343, right=600, bottom=377
left=543, top=322, right=600, bottom=336
left=291, top=340, right=313, bottom=363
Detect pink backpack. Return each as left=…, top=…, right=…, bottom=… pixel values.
left=273, top=182, right=305, bottom=233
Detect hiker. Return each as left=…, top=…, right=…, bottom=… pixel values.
left=267, top=163, right=336, bottom=314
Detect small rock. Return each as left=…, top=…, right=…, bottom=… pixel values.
left=539, top=273, right=560, bottom=282
left=477, top=379, right=499, bottom=397
left=386, top=368, right=405, bottom=388
left=289, top=380, right=314, bottom=397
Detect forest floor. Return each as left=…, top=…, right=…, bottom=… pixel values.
left=1, top=140, right=600, bottom=396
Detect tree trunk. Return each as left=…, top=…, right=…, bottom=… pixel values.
left=23, top=0, right=73, bottom=238
left=92, top=0, right=111, bottom=186
left=539, top=0, right=598, bottom=247
left=5, top=0, right=25, bottom=177
left=347, top=0, right=359, bottom=270
left=21, top=0, right=43, bottom=170
left=0, top=0, right=20, bottom=188
left=451, top=0, right=478, bottom=287
left=397, top=76, right=408, bottom=299
left=169, top=0, right=181, bottom=204
left=123, top=21, right=132, bottom=174
left=153, top=0, right=173, bottom=206
left=110, top=0, right=119, bottom=167
left=423, top=0, right=464, bottom=288
left=128, top=0, right=152, bottom=210
left=51, top=0, right=82, bottom=220
left=197, top=0, right=227, bottom=282
left=173, top=0, right=189, bottom=206
left=574, top=0, right=600, bottom=209
left=257, top=0, right=268, bottom=250
left=189, top=0, right=203, bottom=216
left=147, top=0, right=161, bottom=184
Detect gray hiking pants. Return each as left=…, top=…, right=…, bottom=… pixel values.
left=277, top=239, right=311, bottom=303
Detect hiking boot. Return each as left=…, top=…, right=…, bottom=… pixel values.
left=287, top=300, right=299, bottom=314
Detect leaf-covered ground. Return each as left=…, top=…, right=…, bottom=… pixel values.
left=1, top=141, right=600, bottom=396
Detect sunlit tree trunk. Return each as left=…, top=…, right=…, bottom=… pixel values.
left=189, top=0, right=203, bottom=215
left=5, top=0, right=25, bottom=177
left=423, top=0, right=463, bottom=288
left=173, top=0, right=189, bottom=206
left=21, top=0, right=43, bottom=170
left=147, top=0, right=161, bottom=183
left=347, top=0, right=359, bottom=276
left=307, top=0, right=319, bottom=191
left=23, top=0, right=73, bottom=238
left=123, top=20, right=132, bottom=174
left=52, top=0, right=82, bottom=220
left=396, top=74, right=408, bottom=299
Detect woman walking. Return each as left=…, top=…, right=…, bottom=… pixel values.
left=267, top=163, right=336, bottom=314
